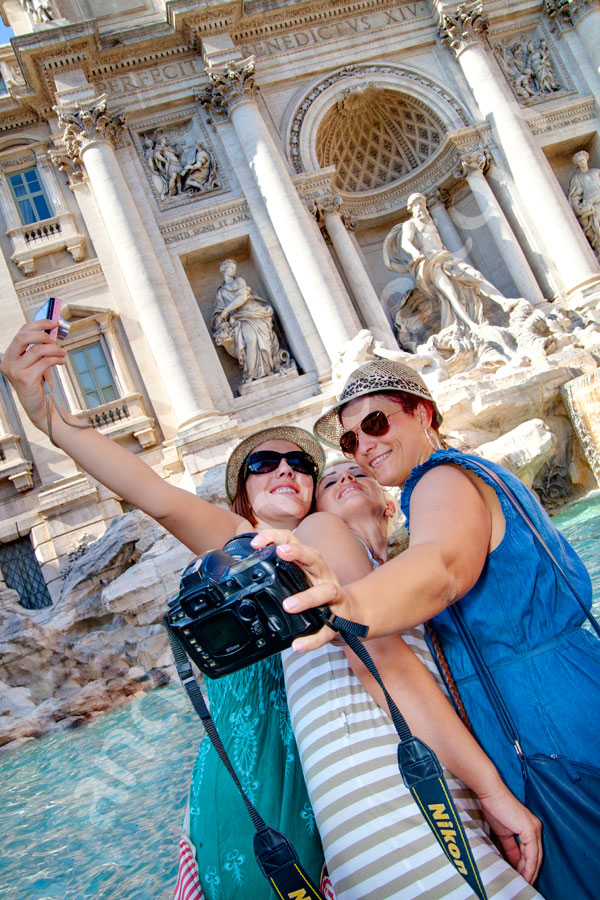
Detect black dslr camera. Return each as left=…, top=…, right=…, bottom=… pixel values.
left=166, top=534, right=327, bottom=678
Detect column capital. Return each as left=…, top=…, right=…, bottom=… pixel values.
left=544, top=0, right=599, bottom=30
left=196, top=57, right=257, bottom=122
left=308, top=193, right=355, bottom=233
left=52, top=96, right=125, bottom=171
left=455, top=148, right=491, bottom=179
left=439, top=0, right=489, bottom=55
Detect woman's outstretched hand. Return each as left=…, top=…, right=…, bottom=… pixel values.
left=0, top=321, right=67, bottom=432
left=251, top=530, right=346, bottom=651
left=478, top=785, right=543, bottom=884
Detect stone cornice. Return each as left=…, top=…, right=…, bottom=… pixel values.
left=524, top=95, right=598, bottom=134
left=170, top=0, right=432, bottom=47
left=5, top=20, right=192, bottom=119
left=15, top=260, right=104, bottom=304
left=158, top=195, right=251, bottom=244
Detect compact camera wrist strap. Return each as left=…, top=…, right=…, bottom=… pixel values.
left=164, top=620, right=327, bottom=900
left=166, top=614, right=488, bottom=900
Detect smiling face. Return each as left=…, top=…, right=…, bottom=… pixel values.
left=244, top=439, right=315, bottom=527
left=316, top=461, right=391, bottom=521
left=339, top=393, right=432, bottom=487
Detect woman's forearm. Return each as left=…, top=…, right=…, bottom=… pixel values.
left=348, top=636, right=505, bottom=798
left=43, top=402, right=243, bottom=554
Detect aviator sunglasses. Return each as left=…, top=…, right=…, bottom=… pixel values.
left=340, top=409, right=404, bottom=456
left=244, top=450, right=318, bottom=478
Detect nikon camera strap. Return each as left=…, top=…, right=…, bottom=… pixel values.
left=326, top=614, right=488, bottom=900
left=165, top=613, right=488, bottom=900
left=164, top=619, right=327, bottom=900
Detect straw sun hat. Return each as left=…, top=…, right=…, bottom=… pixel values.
left=225, top=425, right=326, bottom=501
left=313, top=358, right=443, bottom=449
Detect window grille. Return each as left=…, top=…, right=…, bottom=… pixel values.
left=69, top=341, right=119, bottom=409
left=0, top=536, right=52, bottom=609
left=8, top=168, right=53, bottom=225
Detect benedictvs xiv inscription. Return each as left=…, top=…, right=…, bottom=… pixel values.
left=242, top=3, right=428, bottom=57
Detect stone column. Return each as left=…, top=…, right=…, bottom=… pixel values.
left=309, top=194, right=397, bottom=348
left=438, top=0, right=600, bottom=309
left=426, top=189, right=467, bottom=258
left=53, top=97, right=215, bottom=429
left=198, top=59, right=361, bottom=362
left=456, top=150, right=545, bottom=303
left=545, top=0, right=600, bottom=88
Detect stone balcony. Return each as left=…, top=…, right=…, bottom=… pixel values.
left=0, top=433, right=34, bottom=492
left=7, top=211, right=86, bottom=276
left=74, top=393, right=158, bottom=450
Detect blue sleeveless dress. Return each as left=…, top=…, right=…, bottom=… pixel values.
left=401, top=448, right=600, bottom=800
left=188, top=653, right=324, bottom=900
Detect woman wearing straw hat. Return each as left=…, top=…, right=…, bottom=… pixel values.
left=255, top=357, right=600, bottom=900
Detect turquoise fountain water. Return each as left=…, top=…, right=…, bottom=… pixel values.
left=1, top=492, right=599, bottom=900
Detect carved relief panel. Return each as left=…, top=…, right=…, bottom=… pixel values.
left=131, top=113, right=225, bottom=210
left=492, top=28, right=574, bottom=103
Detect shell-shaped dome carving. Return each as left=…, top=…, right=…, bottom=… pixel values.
left=316, top=86, right=446, bottom=193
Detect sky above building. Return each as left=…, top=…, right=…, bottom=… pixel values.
left=0, top=22, right=13, bottom=44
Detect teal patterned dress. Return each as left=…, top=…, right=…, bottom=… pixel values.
left=188, top=653, right=324, bottom=899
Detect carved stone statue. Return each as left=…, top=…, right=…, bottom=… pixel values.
left=568, top=150, right=600, bottom=258
left=495, top=37, right=560, bottom=99
left=507, top=299, right=557, bottom=364
left=181, top=141, right=218, bottom=192
left=384, top=192, right=513, bottom=330
left=143, top=132, right=219, bottom=200
left=211, top=259, right=293, bottom=383
left=20, top=0, right=53, bottom=23
left=528, top=39, right=559, bottom=93
left=383, top=194, right=554, bottom=373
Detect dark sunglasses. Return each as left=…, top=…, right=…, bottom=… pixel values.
left=340, top=409, right=404, bottom=456
left=244, top=450, right=318, bottom=477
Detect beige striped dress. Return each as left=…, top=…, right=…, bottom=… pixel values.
left=282, top=627, right=542, bottom=900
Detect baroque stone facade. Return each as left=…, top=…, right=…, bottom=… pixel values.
left=0, top=0, right=598, bottom=617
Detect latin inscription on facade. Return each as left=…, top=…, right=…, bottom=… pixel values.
left=95, top=58, right=203, bottom=97
left=241, top=3, right=429, bottom=57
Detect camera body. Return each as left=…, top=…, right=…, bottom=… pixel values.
left=33, top=298, right=70, bottom=341
left=166, top=533, right=326, bottom=678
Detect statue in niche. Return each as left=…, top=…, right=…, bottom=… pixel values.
left=496, top=37, right=560, bottom=99
left=19, top=0, right=53, bottom=23
left=383, top=192, right=553, bottom=373
left=385, top=192, right=514, bottom=329
left=568, top=150, right=600, bottom=258
left=211, top=259, right=294, bottom=384
left=143, top=130, right=219, bottom=200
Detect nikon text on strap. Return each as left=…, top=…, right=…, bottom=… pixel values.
left=326, top=614, right=488, bottom=900
left=164, top=619, right=326, bottom=900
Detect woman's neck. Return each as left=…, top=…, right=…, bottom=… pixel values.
left=346, top=515, right=389, bottom=564
left=255, top=512, right=303, bottom=533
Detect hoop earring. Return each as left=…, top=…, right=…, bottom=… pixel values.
left=424, top=428, right=441, bottom=452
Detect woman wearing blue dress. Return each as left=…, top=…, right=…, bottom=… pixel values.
left=263, top=357, right=600, bottom=900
